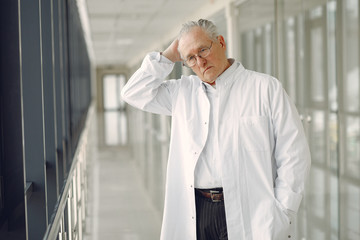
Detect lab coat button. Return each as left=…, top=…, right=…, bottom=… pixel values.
left=288, top=235, right=291, bottom=238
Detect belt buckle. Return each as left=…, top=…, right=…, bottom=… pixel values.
left=210, top=190, right=221, bottom=203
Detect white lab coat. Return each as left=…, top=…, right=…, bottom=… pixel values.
left=121, top=52, right=311, bottom=240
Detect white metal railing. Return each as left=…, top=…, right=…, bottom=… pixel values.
left=43, top=104, right=94, bottom=240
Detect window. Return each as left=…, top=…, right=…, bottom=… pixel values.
left=102, top=74, right=128, bottom=146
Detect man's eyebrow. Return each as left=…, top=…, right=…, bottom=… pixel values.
left=184, top=53, right=193, bottom=59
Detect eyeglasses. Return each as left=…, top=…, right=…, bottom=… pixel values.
left=183, top=41, right=213, bottom=67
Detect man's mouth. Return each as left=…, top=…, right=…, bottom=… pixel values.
left=203, top=66, right=212, bottom=74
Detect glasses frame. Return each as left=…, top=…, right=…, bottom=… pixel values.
left=182, top=41, right=213, bottom=67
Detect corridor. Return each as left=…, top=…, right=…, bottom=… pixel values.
left=84, top=112, right=161, bottom=240
left=1, top=0, right=359, bottom=239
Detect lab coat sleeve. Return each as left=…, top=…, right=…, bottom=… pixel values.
left=121, top=52, right=180, bottom=115
left=269, top=78, right=311, bottom=214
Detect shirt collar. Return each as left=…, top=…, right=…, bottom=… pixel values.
left=201, top=59, right=242, bottom=90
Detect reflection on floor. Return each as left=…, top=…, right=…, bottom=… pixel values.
left=84, top=111, right=161, bottom=240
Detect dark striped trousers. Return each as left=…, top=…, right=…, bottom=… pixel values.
left=195, top=189, right=228, bottom=240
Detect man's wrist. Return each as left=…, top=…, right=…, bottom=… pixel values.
left=162, top=50, right=176, bottom=63
left=155, top=52, right=175, bottom=65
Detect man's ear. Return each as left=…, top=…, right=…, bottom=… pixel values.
left=217, top=35, right=226, bottom=48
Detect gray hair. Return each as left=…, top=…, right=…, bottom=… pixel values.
left=177, top=19, right=219, bottom=41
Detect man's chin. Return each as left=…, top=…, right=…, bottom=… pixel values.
left=201, top=79, right=216, bottom=85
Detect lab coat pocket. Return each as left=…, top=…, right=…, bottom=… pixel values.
left=239, top=116, right=270, bottom=152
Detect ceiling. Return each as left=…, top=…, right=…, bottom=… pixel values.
left=84, top=0, right=328, bottom=68
left=86, top=0, right=214, bottom=67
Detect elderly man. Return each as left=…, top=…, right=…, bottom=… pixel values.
left=121, top=19, right=311, bottom=240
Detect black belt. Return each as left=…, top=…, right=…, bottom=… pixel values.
left=195, top=188, right=224, bottom=202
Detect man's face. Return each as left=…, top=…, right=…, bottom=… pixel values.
left=178, top=27, right=230, bottom=85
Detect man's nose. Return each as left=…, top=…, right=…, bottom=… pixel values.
left=196, top=56, right=206, bottom=66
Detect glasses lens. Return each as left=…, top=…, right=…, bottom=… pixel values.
left=200, top=48, right=210, bottom=58
left=185, top=43, right=211, bottom=67
left=187, top=58, right=196, bottom=67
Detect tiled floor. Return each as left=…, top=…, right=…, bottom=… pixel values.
left=84, top=113, right=161, bottom=240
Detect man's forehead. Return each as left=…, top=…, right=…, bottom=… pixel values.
left=178, top=30, right=211, bottom=57
left=179, top=40, right=206, bottom=53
